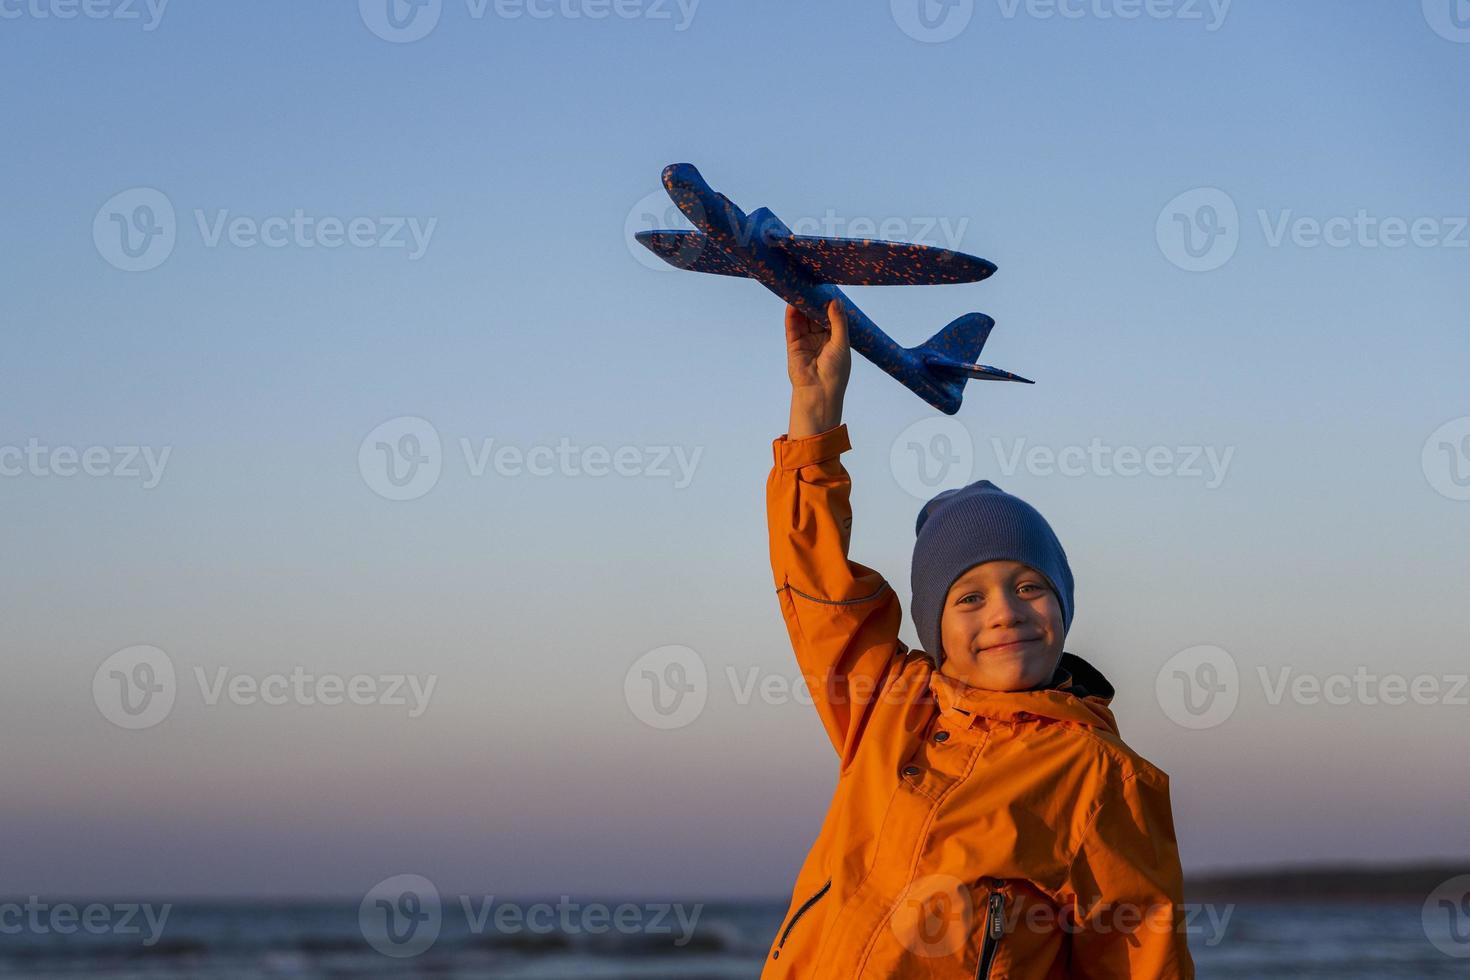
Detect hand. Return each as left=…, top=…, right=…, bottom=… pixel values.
left=786, top=300, right=850, bottom=438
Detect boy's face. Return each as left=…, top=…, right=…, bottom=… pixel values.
left=938, top=559, right=1066, bottom=692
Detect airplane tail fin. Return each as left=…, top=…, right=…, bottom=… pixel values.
left=903, top=313, right=1032, bottom=413
left=916, top=312, right=994, bottom=366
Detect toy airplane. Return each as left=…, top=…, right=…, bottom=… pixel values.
left=635, top=163, right=1031, bottom=415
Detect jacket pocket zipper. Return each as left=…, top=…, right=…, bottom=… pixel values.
left=772, top=877, right=832, bottom=960
left=975, top=877, right=1006, bottom=980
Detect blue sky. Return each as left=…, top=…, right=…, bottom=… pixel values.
left=2, top=0, right=1468, bottom=898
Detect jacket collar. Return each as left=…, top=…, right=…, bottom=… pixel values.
left=927, top=652, right=1119, bottom=734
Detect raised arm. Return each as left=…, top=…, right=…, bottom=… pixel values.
left=766, top=301, right=906, bottom=768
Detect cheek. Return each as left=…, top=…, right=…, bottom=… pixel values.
left=941, top=608, right=973, bottom=638
left=1029, top=597, right=1063, bottom=632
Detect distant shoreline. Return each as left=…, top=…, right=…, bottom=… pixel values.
left=4, top=860, right=1464, bottom=906
left=1186, top=859, right=1468, bottom=902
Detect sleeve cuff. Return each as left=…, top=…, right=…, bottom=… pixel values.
left=772, top=423, right=851, bottom=471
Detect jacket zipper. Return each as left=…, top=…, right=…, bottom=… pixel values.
left=771, top=877, right=832, bottom=960
left=975, top=878, right=1006, bottom=980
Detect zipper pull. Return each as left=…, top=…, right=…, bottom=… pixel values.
left=987, top=882, right=1005, bottom=940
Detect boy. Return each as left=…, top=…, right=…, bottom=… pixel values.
left=762, top=300, right=1194, bottom=978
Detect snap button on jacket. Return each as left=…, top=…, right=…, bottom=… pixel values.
left=762, top=423, right=1195, bottom=980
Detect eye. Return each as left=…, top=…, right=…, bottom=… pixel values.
left=1018, top=582, right=1046, bottom=595
left=956, top=592, right=982, bottom=606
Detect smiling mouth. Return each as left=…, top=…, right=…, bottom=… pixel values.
left=983, top=639, right=1039, bottom=653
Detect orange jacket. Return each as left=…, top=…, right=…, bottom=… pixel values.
left=762, top=423, right=1195, bottom=979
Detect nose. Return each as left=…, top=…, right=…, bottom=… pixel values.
left=984, top=591, right=1028, bottom=630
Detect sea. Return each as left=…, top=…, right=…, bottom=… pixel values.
left=0, top=898, right=1462, bottom=978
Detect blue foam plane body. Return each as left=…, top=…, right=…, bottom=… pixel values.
left=636, top=163, right=1031, bottom=415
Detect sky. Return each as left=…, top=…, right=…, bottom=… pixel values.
left=1, top=0, right=1468, bottom=901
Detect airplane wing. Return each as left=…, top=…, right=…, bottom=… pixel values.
left=776, top=236, right=996, bottom=285
left=635, top=229, right=995, bottom=286
left=634, top=231, right=750, bottom=277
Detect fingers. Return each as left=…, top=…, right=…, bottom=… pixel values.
left=784, top=304, right=803, bottom=345
left=788, top=302, right=846, bottom=348
left=826, top=299, right=849, bottom=349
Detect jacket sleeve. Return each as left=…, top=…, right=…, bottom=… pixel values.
left=766, top=423, right=906, bottom=768
left=1063, top=770, right=1196, bottom=979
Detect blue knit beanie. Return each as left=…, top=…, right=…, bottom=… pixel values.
left=910, top=480, right=1074, bottom=666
